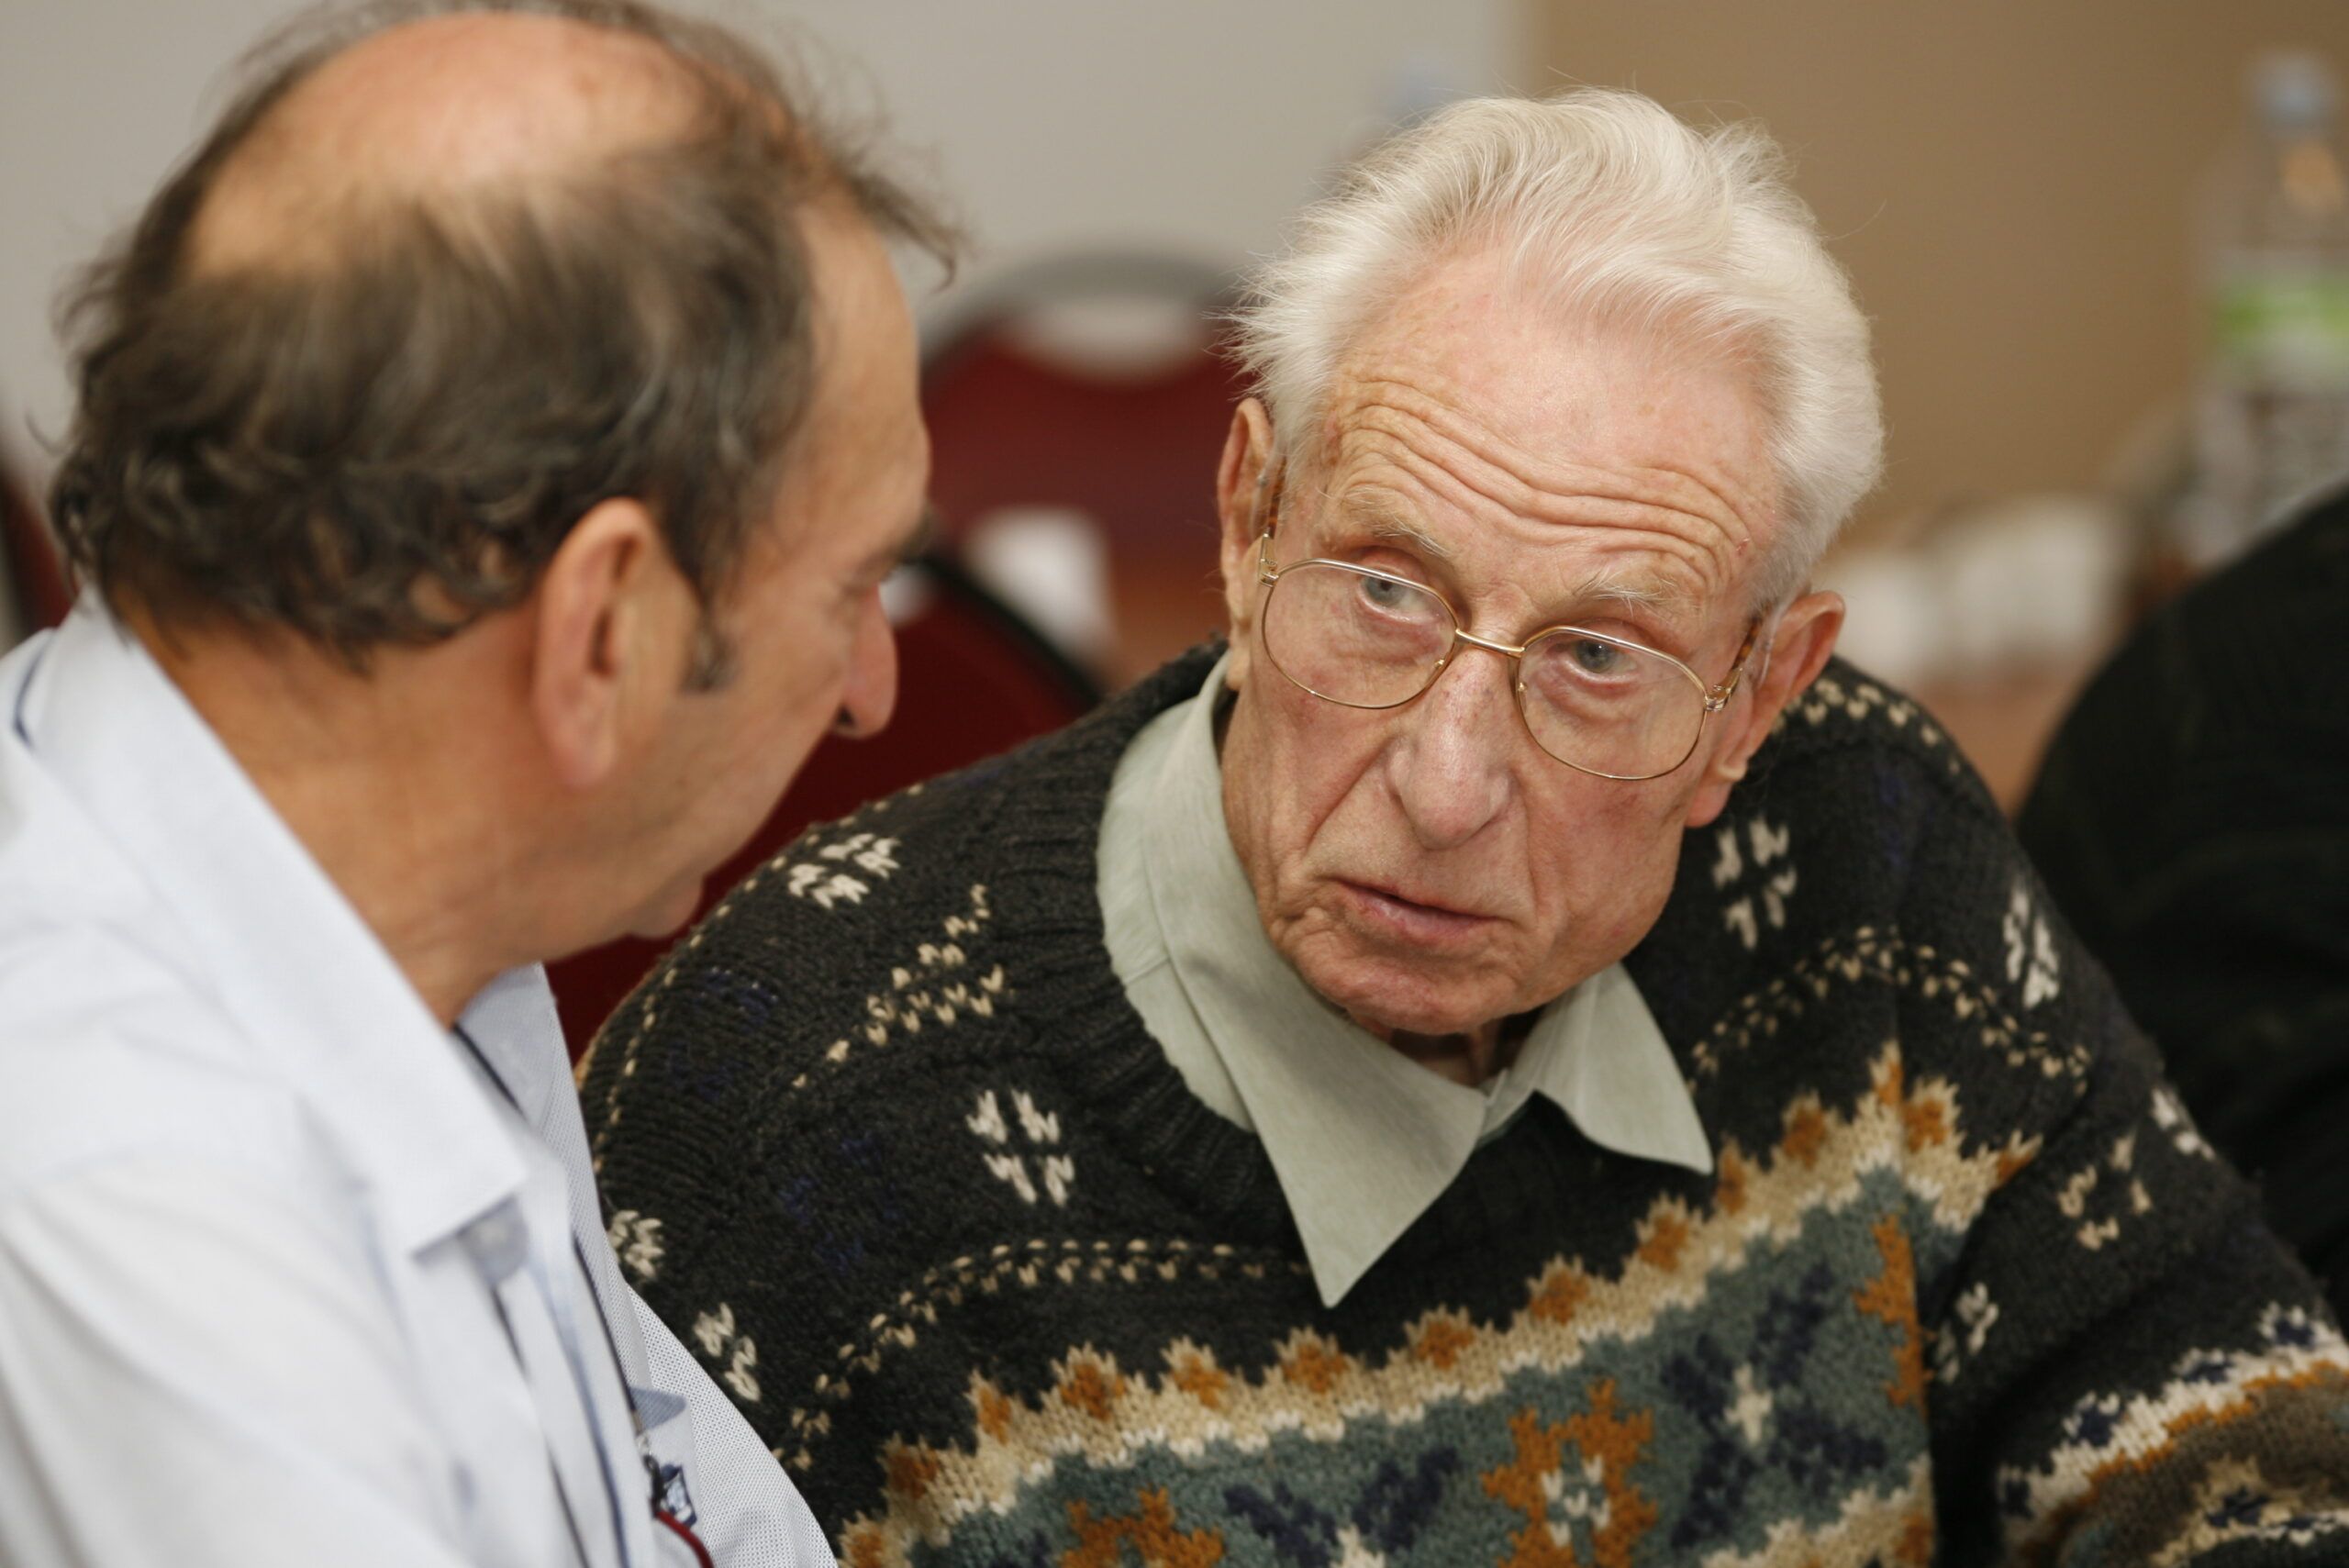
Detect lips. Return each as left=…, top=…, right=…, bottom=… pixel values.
left=1333, top=878, right=1499, bottom=947
left=1352, top=880, right=1486, bottom=918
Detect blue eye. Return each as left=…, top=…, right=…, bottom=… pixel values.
left=1568, top=638, right=1624, bottom=676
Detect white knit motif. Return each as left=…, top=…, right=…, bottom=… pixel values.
left=784, top=831, right=903, bottom=911
left=1713, top=814, right=1798, bottom=951
left=2001, top=879, right=2061, bottom=1009
left=967, top=1088, right=1074, bottom=1207
left=2055, top=1131, right=2153, bottom=1251
left=691, top=1303, right=763, bottom=1403
left=606, top=1208, right=665, bottom=1282
left=1931, top=1282, right=1999, bottom=1385
left=2153, top=1086, right=2215, bottom=1160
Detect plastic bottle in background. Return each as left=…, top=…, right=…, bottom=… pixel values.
left=2177, top=50, right=2349, bottom=570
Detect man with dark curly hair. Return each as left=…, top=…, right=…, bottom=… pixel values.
left=0, top=3, right=945, bottom=1562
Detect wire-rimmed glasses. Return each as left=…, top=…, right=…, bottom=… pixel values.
left=1253, top=528, right=1763, bottom=781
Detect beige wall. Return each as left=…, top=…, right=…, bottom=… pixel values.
left=0, top=0, right=1517, bottom=480
left=1536, top=1, right=2347, bottom=539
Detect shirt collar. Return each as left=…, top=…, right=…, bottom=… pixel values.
left=1137, top=654, right=1709, bottom=1307
left=14, top=604, right=526, bottom=1252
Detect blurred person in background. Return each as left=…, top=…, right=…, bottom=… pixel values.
left=584, top=90, right=2349, bottom=1565
left=2021, top=481, right=2349, bottom=1321
left=0, top=1, right=948, bottom=1562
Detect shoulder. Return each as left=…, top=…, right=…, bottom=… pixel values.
left=0, top=789, right=308, bottom=1207
left=1644, top=657, right=2019, bottom=990
left=1641, top=664, right=2280, bottom=1324
left=1639, top=656, right=2127, bottom=1152
left=1749, top=656, right=2003, bottom=819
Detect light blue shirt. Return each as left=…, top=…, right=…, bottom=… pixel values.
left=0, top=605, right=832, bottom=1566
left=1097, top=655, right=1711, bottom=1307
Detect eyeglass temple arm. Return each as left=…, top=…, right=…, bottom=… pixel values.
left=1251, top=457, right=1289, bottom=584
left=1705, top=617, right=1768, bottom=711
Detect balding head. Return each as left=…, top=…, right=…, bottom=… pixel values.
left=50, top=0, right=953, bottom=661
left=195, top=11, right=706, bottom=272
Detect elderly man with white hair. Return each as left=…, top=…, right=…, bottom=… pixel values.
left=584, top=91, right=2349, bottom=1565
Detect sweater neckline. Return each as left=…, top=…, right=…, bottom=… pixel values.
left=973, top=641, right=1302, bottom=1246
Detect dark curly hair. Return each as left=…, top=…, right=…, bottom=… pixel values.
left=48, top=0, right=953, bottom=673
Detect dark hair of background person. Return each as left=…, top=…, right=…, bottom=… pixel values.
left=2018, top=482, right=2349, bottom=1319
left=45, top=0, right=955, bottom=681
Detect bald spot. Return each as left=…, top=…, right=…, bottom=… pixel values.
left=191, top=11, right=703, bottom=272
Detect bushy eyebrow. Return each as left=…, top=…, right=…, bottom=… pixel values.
left=1563, top=569, right=1696, bottom=618
left=1332, top=495, right=1703, bottom=639
left=1335, top=499, right=1454, bottom=562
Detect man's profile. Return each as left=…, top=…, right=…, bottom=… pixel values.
left=0, top=2, right=945, bottom=1562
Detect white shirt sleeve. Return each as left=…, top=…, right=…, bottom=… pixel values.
left=0, top=1154, right=475, bottom=1568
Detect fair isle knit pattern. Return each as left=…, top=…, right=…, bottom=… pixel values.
left=581, top=646, right=2349, bottom=1568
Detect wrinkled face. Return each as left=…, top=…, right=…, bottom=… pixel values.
left=1218, top=253, right=1783, bottom=1037
left=626, top=202, right=929, bottom=937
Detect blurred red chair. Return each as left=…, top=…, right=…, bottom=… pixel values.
left=544, top=554, right=1097, bottom=1052
left=919, top=251, right=1248, bottom=686
left=3, top=446, right=72, bottom=637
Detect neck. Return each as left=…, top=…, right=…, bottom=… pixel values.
left=136, top=615, right=535, bottom=1025
left=1371, top=1016, right=1525, bottom=1085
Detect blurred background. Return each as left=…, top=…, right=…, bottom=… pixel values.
left=4, top=0, right=2345, bottom=823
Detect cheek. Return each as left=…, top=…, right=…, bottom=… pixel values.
left=1522, top=779, right=1692, bottom=950
left=1242, top=685, right=1391, bottom=866
left=710, top=635, right=845, bottom=803
left=755, top=669, right=841, bottom=777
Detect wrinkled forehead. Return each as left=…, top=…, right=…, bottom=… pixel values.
left=1292, top=261, right=1785, bottom=628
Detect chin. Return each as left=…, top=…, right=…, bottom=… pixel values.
left=1287, top=940, right=1517, bottom=1039
left=628, top=877, right=707, bottom=941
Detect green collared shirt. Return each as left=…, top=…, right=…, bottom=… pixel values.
left=1097, top=654, right=1711, bottom=1307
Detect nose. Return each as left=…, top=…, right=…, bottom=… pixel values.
left=833, top=588, right=899, bottom=738
left=1383, top=646, right=1517, bottom=850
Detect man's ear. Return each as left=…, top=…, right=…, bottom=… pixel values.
left=529, top=498, right=685, bottom=793
left=1214, top=397, right=1276, bottom=691
left=1685, top=588, right=1843, bottom=829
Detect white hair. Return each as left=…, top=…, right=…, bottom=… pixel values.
left=1230, top=89, right=1883, bottom=608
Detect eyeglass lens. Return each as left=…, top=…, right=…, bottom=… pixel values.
left=1261, top=562, right=1708, bottom=779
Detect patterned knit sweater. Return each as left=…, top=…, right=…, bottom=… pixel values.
left=582, top=646, right=2349, bottom=1568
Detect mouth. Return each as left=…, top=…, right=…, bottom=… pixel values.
left=1331, top=879, right=1499, bottom=948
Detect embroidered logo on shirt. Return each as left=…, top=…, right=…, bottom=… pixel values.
left=655, top=1459, right=698, bottom=1528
